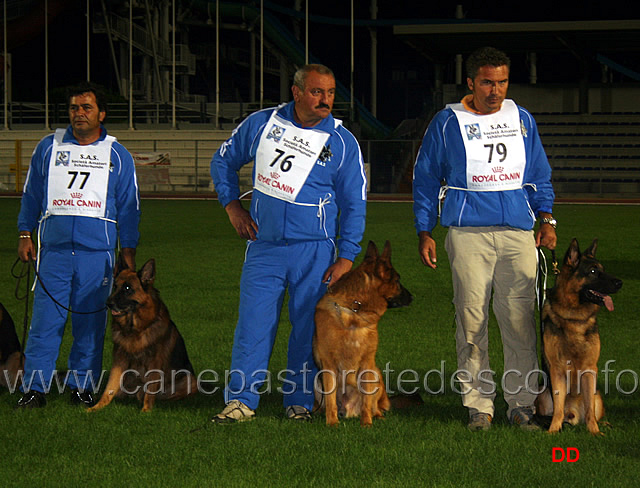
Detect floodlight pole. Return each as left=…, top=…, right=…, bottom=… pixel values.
left=44, top=0, right=50, bottom=130
left=260, top=0, right=264, bottom=109
left=86, top=0, right=90, bottom=81
left=172, top=0, right=176, bottom=128
left=350, top=0, right=354, bottom=122
left=3, top=0, right=8, bottom=129
left=215, top=0, right=220, bottom=129
left=129, top=0, right=133, bottom=130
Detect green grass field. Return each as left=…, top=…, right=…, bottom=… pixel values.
left=1, top=197, right=639, bottom=487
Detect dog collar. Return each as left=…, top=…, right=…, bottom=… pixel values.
left=333, top=300, right=362, bottom=313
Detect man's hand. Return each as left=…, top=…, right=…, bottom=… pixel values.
left=536, top=224, right=557, bottom=250
left=418, top=231, right=437, bottom=269
left=322, top=257, right=352, bottom=285
left=18, top=234, right=35, bottom=263
left=225, top=199, right=258, bottom=240
left=535, top=212, right=557, bottom=250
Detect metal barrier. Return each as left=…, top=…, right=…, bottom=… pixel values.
left=0, top=133, right=418, bottom=195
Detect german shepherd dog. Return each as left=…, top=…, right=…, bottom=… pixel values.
left=535, top=239, right=622, bottom=435
left=0, top=303, right=23, bottom=390
left=313, top=241, right=412, bottom=427
left=88, top=258, right=197, bottom=412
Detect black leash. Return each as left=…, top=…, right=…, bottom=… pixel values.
left=12, top=257, right=107, bottom=316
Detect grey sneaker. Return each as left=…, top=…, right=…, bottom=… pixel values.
left=286, top=405, right=312, bottom=421
left=468, top=412, right=492, bottom=431
left=211, top=400, right=255, bottom=424
left=510, top=406, right=540, bottom=431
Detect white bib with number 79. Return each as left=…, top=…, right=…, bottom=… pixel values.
left=449, top=99, right=526, bottom=191
left=254, top=109, right=330, bottom=202
left=46, top=128, right=113, bottom=218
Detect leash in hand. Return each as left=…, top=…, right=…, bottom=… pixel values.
left=12, top=257, right=107, bottom=316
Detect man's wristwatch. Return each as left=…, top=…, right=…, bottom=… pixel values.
left=540, top=217, right=557, bottom=229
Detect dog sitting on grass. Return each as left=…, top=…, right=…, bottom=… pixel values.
left=313, top=241, right=412, bottom=427
left=535, top=239, right=622, bottom=435
left=88, top=258, right=197, bottom=413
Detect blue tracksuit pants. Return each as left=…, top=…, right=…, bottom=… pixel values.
left=225, top=239, right=334, bottom=410
left=22, top=248, right=114, bottom=393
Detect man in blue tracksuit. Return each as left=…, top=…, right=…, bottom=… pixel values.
left=17, top=82, right=140, bottom=408
left=210, top=64, right=367, bottom=422
left=413, top=47, right=557, bottom=431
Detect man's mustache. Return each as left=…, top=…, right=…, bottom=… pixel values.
left=316, top=103, right=331, bottom=110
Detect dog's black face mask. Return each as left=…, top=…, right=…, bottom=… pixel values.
left=386, top=283, right=413, bottom=309
left=106, top=280, right=140, bottom=316
left=567, top=239, right=623, bottom=311
left=578, top=256, right=623, bottom=310
left=107, top=259, right=156, bottom=317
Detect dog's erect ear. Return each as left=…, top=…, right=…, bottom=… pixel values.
left=138, top=259, right=156, bottom=286
left=381, top=240, right=392, bottom=261
left=365, top=241, right=379, bottom=260
left=114, top=253, right=130, bottom=276
left=584, top=238, right=598, bottom=258
left=564, top=238, right=581, bottom=268
left=375, top=241, right=394, bottom=279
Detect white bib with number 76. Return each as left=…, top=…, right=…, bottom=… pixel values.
left=46, top=128, right=113, bottom=218
left=449, top=99, right=526, bottom=191
left=254, top=108, right=330, bottom=202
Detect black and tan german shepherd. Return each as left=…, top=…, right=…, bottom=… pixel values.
left=535, top=239, right=622, bottom=435
left=313, top=241, right=412, bottom=427
left=0, top=303, right=23, bottom=390
left=88, top=257, right=197, bottom=412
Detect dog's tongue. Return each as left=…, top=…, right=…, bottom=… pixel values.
left=603, top=295, right=614, bottom=311
left=591, top=290, right=614, bottom=311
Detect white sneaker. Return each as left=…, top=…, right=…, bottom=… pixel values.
left=286, top=405, right=312, bottom=421
left=210, top=400, right=255, bottom=424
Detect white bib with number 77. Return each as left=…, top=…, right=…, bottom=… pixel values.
left=46, top=128, right=113, bottom=218
left=254, top=108, right=330, bottom=202
left=449, top=99, right=526, bottom=191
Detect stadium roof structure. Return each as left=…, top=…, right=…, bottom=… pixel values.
left=393, top=19, right=640, bottom=64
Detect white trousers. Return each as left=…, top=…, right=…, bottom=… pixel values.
left=445, top=226, right=539, bottom=418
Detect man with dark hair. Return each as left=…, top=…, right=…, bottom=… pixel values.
left=67, top=81, right=108, bottom=114
left=413, top=47, right=556, bottom=431
left=210, top=64, right=367, bottom=423
left=16, top=82, right=140, bottom=408
left=465, top=46, right=511, bottom=81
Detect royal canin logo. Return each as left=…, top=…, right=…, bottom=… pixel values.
left=70, top=192, right=83, bottom=199
left=491, top=166, right=504, bottom=173
left=270, top=172, right=280, bottom=179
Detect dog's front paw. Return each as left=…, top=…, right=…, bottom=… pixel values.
left=588, top=425, right=604, bottom=437
left=360, top=413, right=373, bottom=427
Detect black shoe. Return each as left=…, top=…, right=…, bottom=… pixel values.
left=16, top=390, right=47, bottom=409
left=70, top=389, right=96, bottom=407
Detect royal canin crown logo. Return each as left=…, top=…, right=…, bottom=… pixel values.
left=491, top=166, right=504, bottom=173
left=70, top=192, right=83, bottom=199
left=270, top=172, right=280, bottom=180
